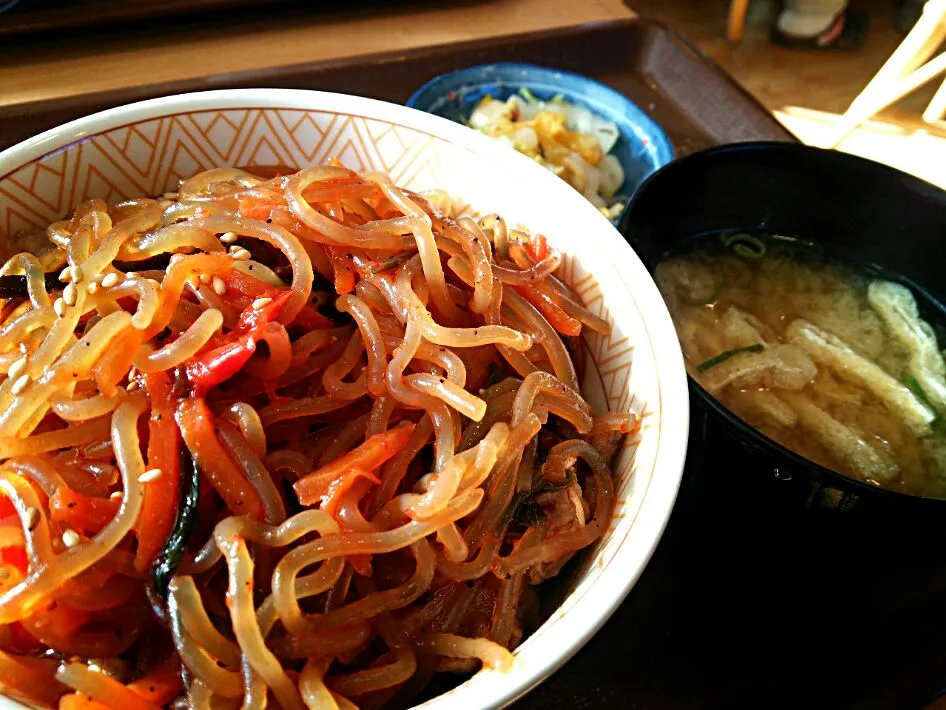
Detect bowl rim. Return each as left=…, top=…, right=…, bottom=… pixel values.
left=0, top=88, right=691, bottom=710
left=404, top=61, right=674, bottom=162
left=621, top=140, right=946, bottom=508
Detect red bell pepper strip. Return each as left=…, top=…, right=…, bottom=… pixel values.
left=0, top=491, right=26, bottom=581
left=294, top=305, right=335, bottom=331
left=184, top=341, right=257, bottom=394
left=184, top=291, right=291, bottom=394
left=225, top=264, right=333, bottom=330
left=234, top=289, right=292, bottom=333
left=0, top=545, right=27, bottom=576
left=225, top=269, right=280, bottom=306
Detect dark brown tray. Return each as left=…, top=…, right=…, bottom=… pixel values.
left=0, top=17, right=793, bottom=154
left=6, top=16, right=882, bottom=710
left=0, top=0, right=292, bottom=38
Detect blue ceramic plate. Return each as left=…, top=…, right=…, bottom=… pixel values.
left=407, top=62, right=674, bottom=206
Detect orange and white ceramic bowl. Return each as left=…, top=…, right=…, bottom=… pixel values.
left=0, top=89, right=689, bottom=710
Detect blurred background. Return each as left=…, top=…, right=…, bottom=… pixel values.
left=634, top=0, right=946, bottom=188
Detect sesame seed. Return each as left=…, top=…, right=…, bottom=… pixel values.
left=125, top=380, right=138, bottom=391
left=24, top=506, right=39, bottom=531
left=63, top=283, right=78, bottom=307
left=109, top=491, right=122, bottom=501
left=231, top=247, right=251, bottom=261
left=59, top=266, right=72, bottom=282
left=11, top=374, right=30, bottom=395
left=163, top=192, right=178, bottom=200
left=128, top=366, right=138, bottom=380
left=61, top=529, right=81, bottom=548
left=219, top=232, right=238, bottom=244
left=8, top=357, right=27, bottom=381
left=199, top=273, right=211, bottom=285
left=69, top=266, right=82, bottom=283
left=212, top=276, right=227, bottom=295
left=18, top=343, right=27, bottom=354
left=53, top=298, right=66, bottom=317
left=252, top=297, right=272, bottom=309
left=87, top=282, right=99, bottom=295
left=138, top=468, right=162, bottom=483
left=101, top=272, right=121, bottom=288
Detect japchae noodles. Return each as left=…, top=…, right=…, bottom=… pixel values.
left=0, top=163, right=634, bottom=709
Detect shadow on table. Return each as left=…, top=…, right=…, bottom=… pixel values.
left=519, top=447, right=946, bottom=710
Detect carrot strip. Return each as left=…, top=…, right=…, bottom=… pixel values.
left=60, top=693, right=112, bottom=710
left=134, top=371, right=181, bottom=572
left=58, top=663, right=161, bottom=710
left=294, top=423, right=415, bottom=506
left=21, top=604, right=92, bottom=646
left=57, top=574, right=139, bottom=611
left=321, top=467, right=380, bottom=518
left=304, top=181, right=379, bottom=203
left=4, top=620, right=41, bottom=654
left=176, top=397, right=265, bottom=520
left=332, top=476, right=376, bottom=576
left=238, top=197, right=281, bottom=222
left=20, top=600, right=144, bottom=658
left=91, top=330, right=144, bottom=398
left=0, top=649, right=66, bottom=708
left=127, top=654, right=183, bottom=706
left=512, top=285, right=582, bottom=336
left=49, top=488, right=120, bottom=534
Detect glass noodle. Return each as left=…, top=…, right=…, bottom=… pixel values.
left=0, top=163, right=638, bottom=709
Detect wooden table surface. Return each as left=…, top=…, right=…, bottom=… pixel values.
left=0, top=0, right=634, bottom=113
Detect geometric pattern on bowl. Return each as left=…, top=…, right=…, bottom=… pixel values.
left=0, top=91, right=687, bottom=710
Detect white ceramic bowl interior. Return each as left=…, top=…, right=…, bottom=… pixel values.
left=0, top=89, right=689, bottom=710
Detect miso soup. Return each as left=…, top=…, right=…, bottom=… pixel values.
left=656, top=233, right=946, bottom=499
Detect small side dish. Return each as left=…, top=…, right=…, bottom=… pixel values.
left=470, top=90, right=625, bottom=219
left=406, top=63, right=675, bottom=223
